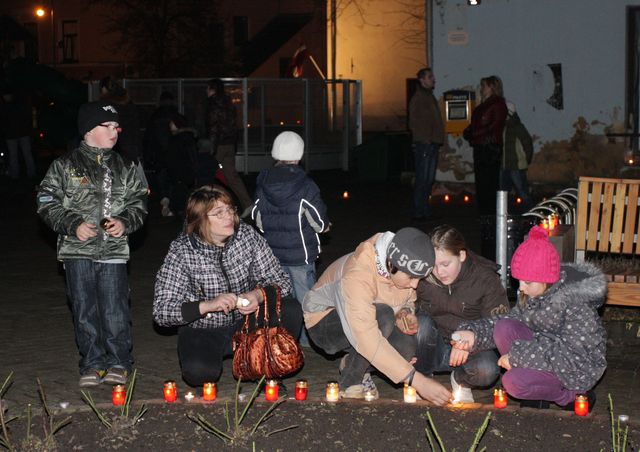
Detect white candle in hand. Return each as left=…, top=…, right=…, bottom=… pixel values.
left=237, top=297, right=250, bottom=308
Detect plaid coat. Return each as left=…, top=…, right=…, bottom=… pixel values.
left=153, top=222, right=292, bottom=329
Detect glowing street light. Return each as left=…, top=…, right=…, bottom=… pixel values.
left=35, top=7, right=46, bottom=17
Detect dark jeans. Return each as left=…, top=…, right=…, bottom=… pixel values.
left=413, top=142, right=440, bottom=218
left=415, top=313, right=499, bottom=388
left=473, top=144, right=501, bottom=215
left=64, top=259, right=132, bottom=374
left=307, top=304, right=416, bottom=387
left=500, top=169, right=532, bottom=206
left=493, top=319, right=576, bottom=405
left=177, top=294, right=303, bottom=386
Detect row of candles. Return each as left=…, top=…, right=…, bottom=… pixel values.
left=112, top=382, right=590, bottom=416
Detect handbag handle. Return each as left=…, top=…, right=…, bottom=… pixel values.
left=240, top=285, right=282, bottom=332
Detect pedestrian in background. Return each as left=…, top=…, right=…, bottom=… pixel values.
left=37, top=100, right=148, bottom=387
left=409, top=67, right=445, bottom=221
left=165, top=113, right=198, bottom=216
left=0, top=87, right=36, bottom=182
left=205, top=79, right=252, bottom=217
left=143, top=91, right=179, bottom=215
left=252, top=131, right=330, bottom=347
left=501, top=101, right=533, bottom=209
left=464, top=75, right=507, bottom=215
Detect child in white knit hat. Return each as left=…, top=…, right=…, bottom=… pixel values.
left=251, top=131, right=330, bottom=347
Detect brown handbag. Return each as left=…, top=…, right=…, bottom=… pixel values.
left=232, top=286, right=304, bottom=380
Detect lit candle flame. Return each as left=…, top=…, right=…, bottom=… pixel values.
left=452, top=387, right=462, bottom=404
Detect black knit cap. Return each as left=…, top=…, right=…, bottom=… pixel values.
left=77, top=101, right=119, bottom=137
left=387, top=227, right=435, bottom=278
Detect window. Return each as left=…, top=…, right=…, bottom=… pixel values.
left=62, top=20, right=78, bottom=63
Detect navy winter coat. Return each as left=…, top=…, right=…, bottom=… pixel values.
left=252, top=164, right=329, bottom=266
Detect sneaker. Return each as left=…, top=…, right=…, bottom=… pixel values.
left=340, top=384, right=365, bottom=399
left=160, top=197, right=174, bottom=217
left=103, top=368, right=128, bottom=385
left=361, top=373, right=379, bottom=400
left=450, top=372, right=474, bottom=403
left=79, top=369, right=104, bottom=388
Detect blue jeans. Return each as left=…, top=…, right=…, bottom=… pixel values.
left=307, top=304, right=416, bottom=387
left=282, top=263, right=316, bottom=346
left=413, top=142, right=440, bottom=217
left=415, top=313, right=499, bottom=388
left=64, top=260, right=132, bottom=374
left=6, top=136, right=35, bottom=179
left=500, top=169, right=532, bottom=206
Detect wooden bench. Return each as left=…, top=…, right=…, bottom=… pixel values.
left=575, top=176, right=640, bottom=307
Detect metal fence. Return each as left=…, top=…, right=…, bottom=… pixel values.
left=89, top=78, right=362, bottom=173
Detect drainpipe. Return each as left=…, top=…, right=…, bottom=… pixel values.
left=427, top=0, right=433, bottom=67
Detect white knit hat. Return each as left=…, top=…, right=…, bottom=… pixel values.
left=272, top=131, right=304, bottom=161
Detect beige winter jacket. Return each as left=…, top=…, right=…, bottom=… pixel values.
left=303, top=233, right=415, bottom=383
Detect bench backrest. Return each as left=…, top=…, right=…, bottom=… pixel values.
left=575, top=176, right=640, bottom=262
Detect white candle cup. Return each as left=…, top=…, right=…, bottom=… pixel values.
left=404, top=385, right=417, bottom=403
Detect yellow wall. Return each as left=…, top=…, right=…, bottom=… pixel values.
left=329, top=0, right=426, bottom=131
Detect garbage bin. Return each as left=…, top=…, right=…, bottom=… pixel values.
left=353, top=132, right=410, bottom=182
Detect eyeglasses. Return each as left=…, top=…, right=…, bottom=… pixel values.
left=207, top=206, right=237, bottom=219
left=98, top=123, right=122, bottom=132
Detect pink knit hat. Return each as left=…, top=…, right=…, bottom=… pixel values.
left=511, top=226, right=560, bottom=283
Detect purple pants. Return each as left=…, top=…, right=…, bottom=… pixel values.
left=493, top=319, right=576, bottom=406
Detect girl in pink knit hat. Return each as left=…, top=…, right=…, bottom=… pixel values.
left=450, top=225, right=607, bottom=412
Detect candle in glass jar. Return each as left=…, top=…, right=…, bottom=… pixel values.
left=184, top=391, right=195, bottom=402
left=112, top=385, right=125, bottom=406
left=295, top=380, right=308, bottom=401
left=493, top=388, right=507, bottom=409
left=364, top=390, right=376, bottom=402
left=574, top=395, right=589, bottom=416
left=163, top=381, right=177, bottom=403
left=203, top=382, right=216, bottom=402
left=265, top=380, right=279, bottom=402
left=326, top=382, right=340, bottom=402
left=404, top=384, right=417, bottom=403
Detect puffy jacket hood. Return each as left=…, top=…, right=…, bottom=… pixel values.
left=256, top=165, right=308, bottom=208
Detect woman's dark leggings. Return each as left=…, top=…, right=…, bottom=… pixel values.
left=177, top=294, right=303, bottom=386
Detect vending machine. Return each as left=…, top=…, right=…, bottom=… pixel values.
left=441, top=90, right=475, bottom=136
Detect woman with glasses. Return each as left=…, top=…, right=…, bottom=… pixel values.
left=153, top=185, right=302, bottom=387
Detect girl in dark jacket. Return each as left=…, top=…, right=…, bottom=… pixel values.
left=453, top=226, right=607, bottom=411
left=464, top=76, right=508, bottom=215
left=408, top=225, right=509, bottom=403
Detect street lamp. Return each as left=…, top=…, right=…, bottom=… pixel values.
left=34, top=3, right=55, bottom=66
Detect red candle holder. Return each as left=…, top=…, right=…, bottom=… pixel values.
left=265, top=380, right=279, bottom=402
left=112, top=385, right=126, bottom=406
left=203, top=382, right=216, bottom=402
left=574, top=394, right=589, bottom=416
left=493, top=388, right=507, bottom=409
left=295, top=380, right=308, bottom=401
left=163, top=381, right=177, bottom=403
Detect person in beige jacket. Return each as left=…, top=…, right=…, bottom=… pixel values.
left=303, top=227, right=452, bottom=405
